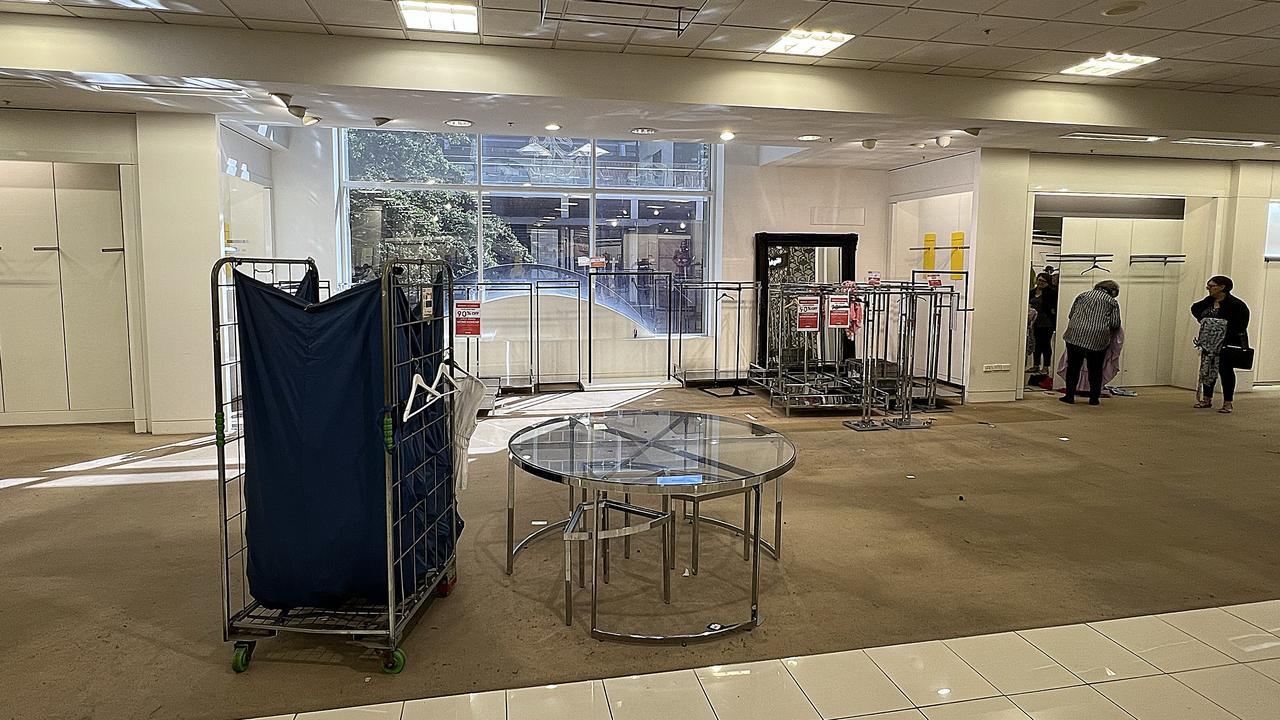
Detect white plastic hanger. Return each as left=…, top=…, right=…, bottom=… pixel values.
left=402, top=363, right=460, bottom=422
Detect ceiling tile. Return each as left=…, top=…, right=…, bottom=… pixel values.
left=1063, top=25, right=1171, bottom=53
left=1233, top=45, right=1280, bottom=66
left=932, top=15, right=1042, bottom=45
left=482, top=35, right=555, bottom=47
left=1193, top=3, right=1280, bottom=34
left=929, top=66, right=991, bottom=76
left=984, top=0, right=1092, bottom=20
left=1187, top=83, right=1247, bottom=93
left=1037, top=74, right=1093, bottom=83
left=913, top=0, right=1003, bottom=11
left=156, top=11, right=245, bottom=26
left=814, top=58, right=878, bottom=68
left=699, top=26, right=784, bottom=52
left=800, top=2, right=902, bottom=36
left=1180, top=36, right=1280, bottom=62
left=998, top=21, right=1105, bottom=49
left=1005, top=49, right=1095, bottom=72
left=405, top=29, right=480, bottom=42
left=722, top=0, right=825, bottom=30
left=564, top=0, right=646, bottom=20
left=0, top=0, right=73, bottom=14
left=987, top=69, right=1050, bottom=79
left=754, top=53, right=821, bottom=65
left=329, top=25, right=407, bottom=39
left=1056, top=0, right=1184, bottom=26
left=890, top=41, right=982, bottom=65
left=629, top=22, right=714, bottom=48
left=1235, top=86, right=1280, bottom=95
left=1127, top=0, right=1259, bottom=30
left=222, top=0, right=318, bottom=22
left=873, top=62, right=940, bottom=73
left=687, top=0, right=744, bottom=25
left=480, top=9, right=556, bottom=37
left=242, top=19, right=327, bottom=33
left=826, top=36, right=920, bottom=61
left=554, top=40, right=624, bottom=52
left=624, top=45, right=693, bottom=56
left=115, top=0, right=234, bottom=12
left=308, top=0, right=401, bottom=28
left=863, top=9, right=970, bottom=40
left=1128, top=31, right=1235, bottom=58
left=951, top=45, right=1043, bottom=69
left=690, top=48, right=759, bottom=60
left=65, top=7, right=161, bottom=21
left=1139, top=79, right=1197, bottom=88
left=480, top=0, right=566, bottom=11
left=1213, top=65, right=1280, bottom=86
left=556, top=21, right=635, bottom=43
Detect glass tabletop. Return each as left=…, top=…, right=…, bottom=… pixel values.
left=507, top=410, right=796, bottom=494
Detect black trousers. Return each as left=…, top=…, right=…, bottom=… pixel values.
left=1032, top=326, right=1054, bottom=367
left=1203, top=355, right=1237, bottom=402
left=1065, top=342, right=1105, bottom=402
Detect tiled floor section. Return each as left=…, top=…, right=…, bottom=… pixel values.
left=248, top=601, right=1280, bottom=720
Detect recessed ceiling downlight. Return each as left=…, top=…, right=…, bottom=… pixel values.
left=796, top=135, right=824, bottom=142
left=1171, top=137, right=1269, bottom=148
left=1061, top=52, right=1158, bottom=77
left=631, top=127, right=658, bottom=135
left=1102, top=1, right=1146, bottom=17
left=1061, top=131, right=1163, bottom=142
left=398, top=1, right=478, bottom=33
left=766, top=29, right=854, bottom=57
left=444, top=118, right=474, bottom=127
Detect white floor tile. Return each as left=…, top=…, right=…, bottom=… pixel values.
left=1224, top=600, right=1280, bottom=634
left=604, top=670, right=716, bottom=720
left=1089, top=615, right=1234, bottom=672
left=1094, top=674, right=1236, bottom=720
left=1172, top=663, right=1280, bottom=720
left=919, top=697, right=1032, bottom=720
left=402, top=690, right=505, bottom=719
left=295, top=703, right=405, bottom=719
left=783, top=649, right=913, bottom=719
left=1248, top=657, right=1280, bottom=682
left=944, top=633, right=1081, bottom=695
left=695, top=660, right=821, bottom=720
left=1159, top=607, right=1280, bottom=662
left=1017, top=624, right=1159, bottom=684
left=864, top=712, right=927, bottom=720
left=507, top=680, right=610, bottom=720
left=865, top=641, right=1000, bottom=707
left=246, top=716, right=296, bottom=720
left=1009, top=686, right=1134, bottom=720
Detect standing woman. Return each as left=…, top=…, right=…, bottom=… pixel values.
left=1192, top=276, right=1250, bottom=413
left=1028, top=273, right=1057, bottom=373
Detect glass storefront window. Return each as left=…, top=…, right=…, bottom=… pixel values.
left=348, top=188, right=479, bottom=283
left=480, top=135, right=594, bottom=187
left=346, top=130, right=477, bottom=184
left=480, top=193, right=590, bottom=278
left=595, top=139, right=710, bottom=190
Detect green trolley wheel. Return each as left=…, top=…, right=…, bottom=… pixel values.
left=381, top=648, right=406, bottom=675
left=231, top=642, right=255, bottom=673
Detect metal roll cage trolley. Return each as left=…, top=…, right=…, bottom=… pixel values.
left=748, top=281, right=961, bottom=429
left=212, top=256, right=461, bottom=674
left=673, top=280, right=759, bottom=397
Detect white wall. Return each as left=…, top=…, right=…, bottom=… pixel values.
left=0, top=109, right=137, bottom=164
left=271, top=127, right=341, bottom=284
left=135, top=113, right=223, bottom=434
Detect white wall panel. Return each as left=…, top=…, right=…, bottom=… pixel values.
left=1260, top=263, right=1280, bottom=382
left=0, top=161, right=70, bottom=412
left=54, top=162, right=133, bottom=411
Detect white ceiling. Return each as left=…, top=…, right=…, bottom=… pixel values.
left=7, top=69, right=1280, bottom=170
left=9, top=0, right=1280, bottom=95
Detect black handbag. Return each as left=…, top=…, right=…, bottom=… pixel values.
left=1223, top=345, right=1255, bottom=371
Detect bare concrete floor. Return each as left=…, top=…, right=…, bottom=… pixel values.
left=3, top=387, right=1279, bottom=720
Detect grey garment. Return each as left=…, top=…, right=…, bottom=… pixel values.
left=450, top=370, right=487, bottom=491
left=1196, top=316, right=1228, bottom=392
left=1062, top=288, right=1121, bottom=352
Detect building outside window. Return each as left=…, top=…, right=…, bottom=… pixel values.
left=341, top=130, right=715, bottom=332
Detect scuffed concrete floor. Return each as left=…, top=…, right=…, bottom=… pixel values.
left=2, top=386, right=1279, bottom=720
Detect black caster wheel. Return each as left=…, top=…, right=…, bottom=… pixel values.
left=231, top=641, right=255, bottom=673
left=380, top=648, right=406, bottom=674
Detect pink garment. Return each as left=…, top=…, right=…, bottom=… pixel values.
left=1055, top=327, right=1124, bottom=393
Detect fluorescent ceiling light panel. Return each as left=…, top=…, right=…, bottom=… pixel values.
left=89, top=82, right=247, bottom=97
left=398, top=1, right=478, bottom=33
left=1171, top=137, right=1269, bottom=148
left=1061, top=131, right=1164, bottom=142
left=1060, top=52, right=1158, bottom=77
left=767, top=29, right=854, bottom=57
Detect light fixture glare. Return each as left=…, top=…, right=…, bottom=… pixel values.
left=444, top=118, right=474, bottom=127
left=631, top=127, right=658, bottom=135
left=398, top=1, right=479, bottom=33
left=1061, top=131, right=1164, bottom=142
left=766, top=29, right=854, bottom=57
left=1060, top=52, right=1158, bottom=77
left=1171, top=137, right=1269, bottom=148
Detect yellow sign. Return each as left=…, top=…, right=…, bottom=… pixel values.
left=950, top=231, right=965, bottom=280
left=922, top=233, right=937, bottom=271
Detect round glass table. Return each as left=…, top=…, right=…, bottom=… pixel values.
left=505, top=410, right=796, bottom=644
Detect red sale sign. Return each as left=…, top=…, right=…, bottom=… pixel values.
left=926, top=273, right=942, bottom=287
left=797, top=295, right=821, bottom=332
left=454, top=301, right=481, bottom=336
left=867, top=271, right=882, bottom=286
left=827, top=294, right=851, bottom=328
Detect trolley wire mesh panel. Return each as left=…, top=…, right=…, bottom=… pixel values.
left=211, top=256, right=458, bottom=674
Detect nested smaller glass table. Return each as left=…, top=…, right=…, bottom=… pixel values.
left=505, top=409, right=796, bottom=643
